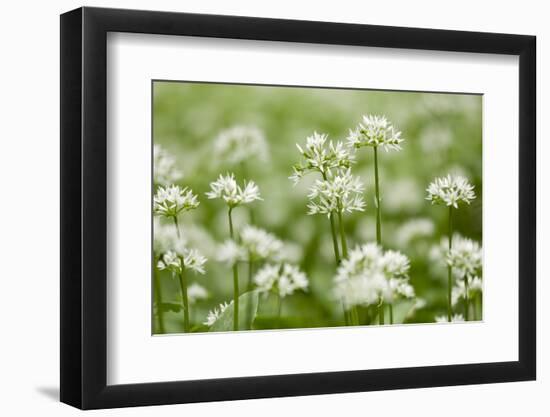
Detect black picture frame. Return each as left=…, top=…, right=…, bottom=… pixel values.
left=60, top=6, right=536, bottom=410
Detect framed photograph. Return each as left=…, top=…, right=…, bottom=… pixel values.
left=60, top=6, right=536, bottom=409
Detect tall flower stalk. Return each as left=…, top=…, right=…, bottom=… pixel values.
left=207, top=173, right=262, bottom=330
left=426, top=174, right=476, bottom=321
left=154, top=186, right=202, bottom=332
left=348, top=115, right=405, bottom=323
left=157, top=249, right=207, bottom=332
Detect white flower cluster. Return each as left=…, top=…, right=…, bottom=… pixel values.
left=153, top=185, right=200, bottom=218
left=435, top=314, right=464, bottom=323
left=206, top=173, right=262, bottom=208
left=290, top=131, right=354, bottom=185
left=451, top=277, right=482, bottom=306
left=333, top=244, right=414, bottom=307
left=187, top=283, right=209, bottom=304
left=347, top=115, right=404, bottom=152
left=153, top=144, right=183, bottom=186
left=217, top=225, right=285, bottom=265
left=446, top=236, right=482, bottom=279
left=157, top=249, right=207, bottom=275
left=204, top=301, right=232, bottom=326
left=306, top=168, right=366, bottom=217
left=153, top=218, right=187, bottom=254
left=426, top=174, right=476, bottom=208
left=213, top=125, right=269, bottom=166
left=254, top=263, right=309, bottom=298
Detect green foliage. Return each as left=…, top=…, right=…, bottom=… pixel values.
left=209, top=291, right=259, bottom=332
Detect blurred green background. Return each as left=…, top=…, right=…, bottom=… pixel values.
left=152, top=81, right=482, bottom=334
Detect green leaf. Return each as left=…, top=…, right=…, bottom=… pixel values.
left=209, top=291, right=259, bottom=332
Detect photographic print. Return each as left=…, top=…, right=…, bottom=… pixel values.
left=152, top=81, right=482, bottom=334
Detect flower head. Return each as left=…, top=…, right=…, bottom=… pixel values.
left=187, top=283, right=209, bottom=304
left=347, top=115, right=404, bottom=152
left=307, top=168, right=366, bottom=217
left=157, top=249, right=207, bottom=274
left=154, top=145, right=183, bottom=186
left=240, top=225, right=284, bottom=262
left=447, top=236, right=482, bottom=278
left=254, top=263, right=309, bottom=298
left=206, top=173, right=262, bottom=208
left=153, top=218, right=187, bottom=255
left=154, top=185, right=199, bottom=218
left=213, top=125, right=269, bottom=165
left=426, top=174, right=476, bottom=208
left=290, top=132, right=354, bottom=184
left=216, top=239, right=247, bottom=266
left=333, top=244, right=414, bottom=307
left=204, top=301, right=231, bottom=326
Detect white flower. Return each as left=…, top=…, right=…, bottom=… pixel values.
left=333, top=244, right=414, bottom=307
left=216, top=239, right=247, bottom=266
left=204, top=301, right=231, bottom=326
left=154, top=145, right=183, bottom=186
left=254, top=263, right=309, bottom=298
left=206, top=173, right=262, bottom=208
left=446, top=236, right=482, bottom=279
left=154, top=185, right=199, bottom=218
left=213, top=125, right=269, bottom=165
left=240, top=225, right=284, bottom=262
left=290, top=131, right=355, bottom=184
left=394, top=218, right=435, bottom=248
left=157, top=250, right=181, bottom=273
left=347, top=115, right=404, bottom=152
left=307, top=168, right=366, bottom=217
left=157, top=248, right=207, bottom=274
left=451, top=276, right=483, bottom=306
left=435, top=314, right=465, bottom=323
left=187, top=283, right=209, bottom=304
left=153, top=218, right=187, bottom=254
left=426, top=174, right=476, bottom=208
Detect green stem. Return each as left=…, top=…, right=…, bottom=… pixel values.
left=464, top=275, right=469, bottom=321
left=320, top=172, right=341, bottom=265
left=246, top=257, right=254, bottom=330
left=389, top=304, right=394, bottom=324
left=336, top=207, right=348, bottom=259
left=173, top=216, right=181, bottom=240
left=153, top=256, right=165, bottom=333
left=373, top=146, right=382, bottom=246
left=447, top=206, right=453, bottom=322
left=178, top=266, right=190, bottom=332
left=276, top=293, right=283, bottom=328
left=228, top=208, right=239, bottom=331
left=378, top=299, right=385, bottom=325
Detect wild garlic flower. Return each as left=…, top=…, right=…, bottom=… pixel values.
left=254, top=263, right=309, bottom=298
left=153, top=185, right=199, bottom=218
left=157, top=249, right=207, bottom=275
left=187, top=283, right=209, bottom=304
left=204, top=301, right=231, bottom=326
left=435, top=314, right=464, bottom=323
left=240, top=225, right=284, bottom=262
left=307, top=169, right=366, bottom=217
left=426, top=175, right=476, bottom=208
left=153, top=218, right=187, bottom=255
left=394, top=218, right=435, bottom=248
left=206, top=173, right=262, bottom=208
left=216, top=239, right=247, bottom=266
left=333, top=244, right=414, bottom=307
left=347, top=115, right=404, bottom=152
left=446, top=237, right=482, bottom=279
left=290, top=131, right=354, bottom=185
left=451, top=277, right=483, bottom=306
left=213, top=125, right=269, bottom=165
left=153, top=144, right=183, bottom=186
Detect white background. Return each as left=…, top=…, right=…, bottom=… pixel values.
left=0, top=0, right=546, bottom=415
left=108, top=34, right=518, bottom=384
